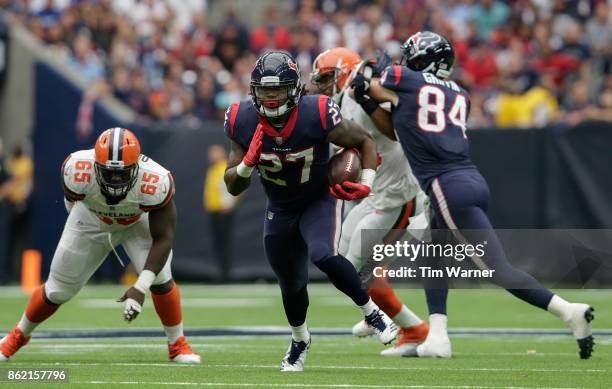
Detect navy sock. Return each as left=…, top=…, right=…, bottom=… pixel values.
left=316, top=255, right=369, bottom=306
left=425, top=288, right=448, bottom=315
left=281, top=285, right=309, bottom=327
left=507, top=288, right=553, bottom=310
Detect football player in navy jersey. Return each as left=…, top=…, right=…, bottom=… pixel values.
left=350, top=32, right=595, bottom=359
left=223, top=51, right=398, bottom=372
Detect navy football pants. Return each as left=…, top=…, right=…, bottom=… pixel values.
left=264, top=195, right=369, bottom=326
left=425, top=169, right=553, bottom=315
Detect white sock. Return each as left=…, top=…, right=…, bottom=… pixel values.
left=392, top=305, right=423, bottom=328
left=290, top=323, right=310, bottom=342
left=428, top=314, right=449, bottom=338
left=359, top=298, right=378, bottom=316
left=17, top=314, right=38, bottom=337
left=547, top=295, right=572, bottom=322
left=164, top=322, right=184, bottom=344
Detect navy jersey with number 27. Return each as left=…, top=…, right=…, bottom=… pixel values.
left=224, top=94, right=342, bottom=209
left=380, top=65, right=476, bottom=191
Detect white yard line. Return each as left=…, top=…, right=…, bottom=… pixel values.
left=79, top=298, right=275, bottom=308
left=20, top=342, right=606, bottom=357
left=8, top=361, right=608, bottom=374
left=74, top=381, right=588, bottom=389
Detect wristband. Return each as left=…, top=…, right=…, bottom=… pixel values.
left=358, top=98, right=379, bottom=115
left=134, top=269, right=156, bottom=294
left=360, top=168, right=376, bottom=188
left=237, top=160, right=255, bottom=178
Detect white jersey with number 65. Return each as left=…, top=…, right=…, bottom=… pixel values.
left=61, top=149, right=175, bottom=229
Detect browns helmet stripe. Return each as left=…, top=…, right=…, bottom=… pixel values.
left=109, top=127, right=121, bottom=162
left=117, top=128, right=124, bottom=162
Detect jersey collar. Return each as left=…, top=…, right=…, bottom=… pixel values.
left=257, top=106, right=300, bottom=139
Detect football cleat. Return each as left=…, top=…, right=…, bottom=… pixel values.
left=381, top=322, right=429, bottom=357
left=564, top=304, right=595, bottom=359
left=0, top=326, right=31, bottom=362
left=364, top=309, right=398, bottom=345
left=352, top=320, right=376, bottom=337
left=416, top=334, right=452, bottom=358
left=280, top=337, right=311, bottom=372
left=168, top=336, right=201, bottom=364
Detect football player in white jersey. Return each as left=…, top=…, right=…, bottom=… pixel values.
left=0, top=128, right=200, bottom=364
left=311, top=48, right=430, bottom=356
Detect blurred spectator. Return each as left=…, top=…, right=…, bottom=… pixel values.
left=495, top=75, right=559, bottom=128
left=6, top=0, right=610, bottom=128
left=5, top=144, right=34, bottom=283
left=470, top=0, right=510, bottom=40
left=33, top=0, right=62, bottom=29
left=0, top=138, right=16, bottom=285
left=213, top=13, right=250, bottom=71
left=67, top=31, right=104, bottom=84
left=194, top=70, right=219, bottom=121
left=249, top=5, right=290, bottom=54
left=203, top=144, right=237, bottom=282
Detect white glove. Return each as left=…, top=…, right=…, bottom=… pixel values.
left=123, top=298, right=142, bottom=322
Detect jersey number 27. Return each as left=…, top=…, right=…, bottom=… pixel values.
left=258, top=147, right=314, bottom=186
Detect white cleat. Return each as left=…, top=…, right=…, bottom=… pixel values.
left=280, top=337, right=311, bottom=372
left=416, top=335, right=452, bottom=358
left=352, top=320, right=376, bottom=337
left=0, top=337, right=7, bottom=362
left=564, top=303, right=595, bottom=359
left=380, top=323, right=429, bottom=357
left=364, top=309, right=398, bottom=345
left=172, top=353, right=201, bottom=364
left=168, top=336, right=201, bottom=364
left=380, top=342, right=418, bottom=357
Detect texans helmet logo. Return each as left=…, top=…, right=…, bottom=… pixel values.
left=287, top=58, right=298, bottom=73
left=275, top=137, right=284, bottom=145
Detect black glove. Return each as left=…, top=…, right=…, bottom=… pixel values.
left=350, top=73, right=378, bottom=115
left=368, top=50, right=392, bottom=77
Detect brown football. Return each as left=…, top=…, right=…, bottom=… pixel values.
left=328, top=148, right=362, bottom=187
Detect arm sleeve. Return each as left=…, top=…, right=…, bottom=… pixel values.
left=61, top=154, right=87, bottom=201
left=317, top=95, right=343, bottom=132
left=223, top=102, right=241, bottom=141
left=379, top=65, right=404, bottom=90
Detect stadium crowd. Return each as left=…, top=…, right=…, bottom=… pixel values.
left=2, top=0, right=611, bottom=128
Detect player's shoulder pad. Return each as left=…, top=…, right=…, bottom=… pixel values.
left=224, top=99, right=259, bottom=146
left=62, top=149, right=95, bottom=200
left=380, top=65, right=420, bottom=92
left=307, top=94, right=342, bottom=131
left=223, top=101, right=242, bottom=139
left=137, top=155, right=175, bottom=212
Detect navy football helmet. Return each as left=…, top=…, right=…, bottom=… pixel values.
left=400, top=31, right=454, bottom=79
left=250, top=51, right=303, bottom=118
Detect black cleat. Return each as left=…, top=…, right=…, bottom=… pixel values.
left=577, top=335, right=594, bottom=359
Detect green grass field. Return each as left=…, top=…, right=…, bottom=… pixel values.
left=1, top=284, right=611, bottom=388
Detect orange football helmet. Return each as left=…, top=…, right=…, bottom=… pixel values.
left=94, top=127, right=141, bottom=198
left=310, top=47, right=362, bottom=102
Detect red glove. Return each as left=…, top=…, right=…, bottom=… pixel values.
left=329, top=181, right=371, bottom=201
left=243, top=124, right=264, bottom=167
